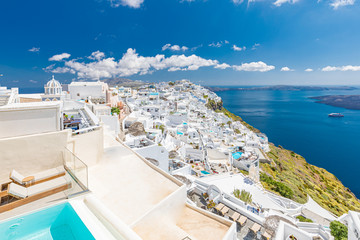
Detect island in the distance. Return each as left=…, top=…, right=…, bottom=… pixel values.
left=205, top=85, right=357, bottom=92
left=207, top=85, right=357, bottom=92
left=310, top=95, right=360, bottom=110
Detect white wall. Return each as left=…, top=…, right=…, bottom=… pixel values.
left=69, top=84, right=105, bottom=100
left=0, top=105, right=61, bottom=138
left=71, top=127, right=104, bottom=167
left=0, top=130, right=70, bottom=183
left=135, top=145, right=169, bottom=173
left=101, top=116, right=120, bottom=135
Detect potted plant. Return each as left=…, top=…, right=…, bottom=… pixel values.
left=203, top=192, right=209, bottom=200
left=207, top=200, right=215, bottom=210
left=287, top=235, right=297, bottom=240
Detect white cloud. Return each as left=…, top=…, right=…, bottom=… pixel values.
left=43, top=64, right=75, bottom=74
left=29, top=80, right=38, bottom=83
left=305, top=68, right=313, bottom=72
left=252, top=43, right=260, bottom=50
left=162, top=44, right=189, bottom=51
left=232, top=45, right=246, bottom=51
left=209, top=40, right=229, bottom=48
left=273, top=0, right=299, bottom=7
left=322, top=65, right=360, bottom=71
left=46, top=48, right=219, bottom=79
left=28, top=47, right=40, bottom=52
left=88, top=51, right=105, bottom=60
left=232, top=61, right=275, bottom=72
left=215, top=63, right=231, bottom=69
left=330, top=0, right=355, bottom=9
left=280, top=66, right=294, bottom=71
left=209, top=42, right=222, bottom=48
left=45, top=48, right=277, bottom=79
left=108, top=0, right=143, bottom=8
left=49, top=53, right=71, bottom=61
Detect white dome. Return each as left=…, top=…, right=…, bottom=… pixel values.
left=46, top=76, right=61, bottom=88
left=44, top=75, right=62, bottom=95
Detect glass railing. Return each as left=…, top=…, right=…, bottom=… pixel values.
left=62, top=148, right=88, bottom=193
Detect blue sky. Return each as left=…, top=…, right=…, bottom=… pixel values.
left=1, top=0, right=360, bottom=87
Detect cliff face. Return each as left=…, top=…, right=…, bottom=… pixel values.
left=261, top=144, right=360, bottom=216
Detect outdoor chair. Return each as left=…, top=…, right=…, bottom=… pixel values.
left=230, top=211, right=240, bottom=221
left=9, top=167, right=66, bottom=187
left=0, top=177, right=71, bottom=213
left=262, top=231, right=271, bottom=240
left=220, top=205, right=230, bottom=216
left=215, top=203, right=225, bottom=213
left=250, top=222, right=261, bottom=235
left=236, top=215, right=248, bottom=227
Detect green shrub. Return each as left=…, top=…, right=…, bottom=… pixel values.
left=296, top=215, right=313, bottom=223
left=260, top=173, right=294, bottom=199
left=330, top=221, right=348, bottom=240
left=111, top=107, right=120, bottom=115
left=233, top=189, right=252, bottom=204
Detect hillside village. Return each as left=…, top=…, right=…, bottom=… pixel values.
left=0, top=78, right=359, bottom=240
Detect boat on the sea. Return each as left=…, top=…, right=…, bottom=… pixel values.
left=328, top=113, right=344, bottom=117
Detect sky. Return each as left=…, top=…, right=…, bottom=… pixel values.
left=1, top=0, right=360, bottom=87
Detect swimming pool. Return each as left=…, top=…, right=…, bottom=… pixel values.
left=0, top=202, right=95, bottom=240
left=201, top=170, right=210, bottom=175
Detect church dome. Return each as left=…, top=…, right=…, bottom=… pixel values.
left=44, top=75, right=62, bottom=95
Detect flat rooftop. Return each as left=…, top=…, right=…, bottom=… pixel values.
left=133, top=205, right=231, bottom=240
left=88, top=132, right=180, bottom=225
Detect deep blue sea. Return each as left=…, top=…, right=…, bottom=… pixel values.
left=214, top=87, right=360, bottom=197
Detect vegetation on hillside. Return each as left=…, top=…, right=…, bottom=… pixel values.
left=330, top=221, right=348, bottom=240
left=261, top=144, right=360, bottom=216
left=206, top=99, right=223, bottom=111
left=204, top=94, right=360, bottom=216
left=205, top=97, right=260, bottom=133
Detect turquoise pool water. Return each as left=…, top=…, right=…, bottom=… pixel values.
left=201, top=170, right=210, bottom=175
left=0, top=203, right=95, bottom=240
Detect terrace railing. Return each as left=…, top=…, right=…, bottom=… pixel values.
left=62, top=148, right=88, bottom=192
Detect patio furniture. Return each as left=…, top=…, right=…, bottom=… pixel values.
left=250, top=223, right=261, bottom=234
left=9, top=168, right=66, bottom=187
left=237, top=215, right=248, bottom=226
left=0, top=177, right=71, bottom=213
left=215, top=203, right=225, bottom=212
left=220, top=206, right=230, bottom=216
left=230, top=211, right=240, bottom=221
left=262, top=231, right=271, bottom=240
left=22, top=176, right=35, bottom=187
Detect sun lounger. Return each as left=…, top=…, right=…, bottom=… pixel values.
left=0, top=177, right=71, bottom=213
left=262, top=231, right=271, bottom=240
left=250, top=222, right=261, bottom=234
left=9, top=167, right=66, bottom=186
left=220, top=206, right=229, bottom=216
left=230, top=211, right=240, bottom=221
left=215, top=203, right=225, bottom=212
left=237, top=215, right=248, bottom=226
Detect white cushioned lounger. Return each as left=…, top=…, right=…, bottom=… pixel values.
left=10, top=167, right=65, bottom=185
left=8, top=177, right=69, bottom=199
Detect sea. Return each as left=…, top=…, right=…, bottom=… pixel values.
left=214, top=86, right=360, bottom=198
